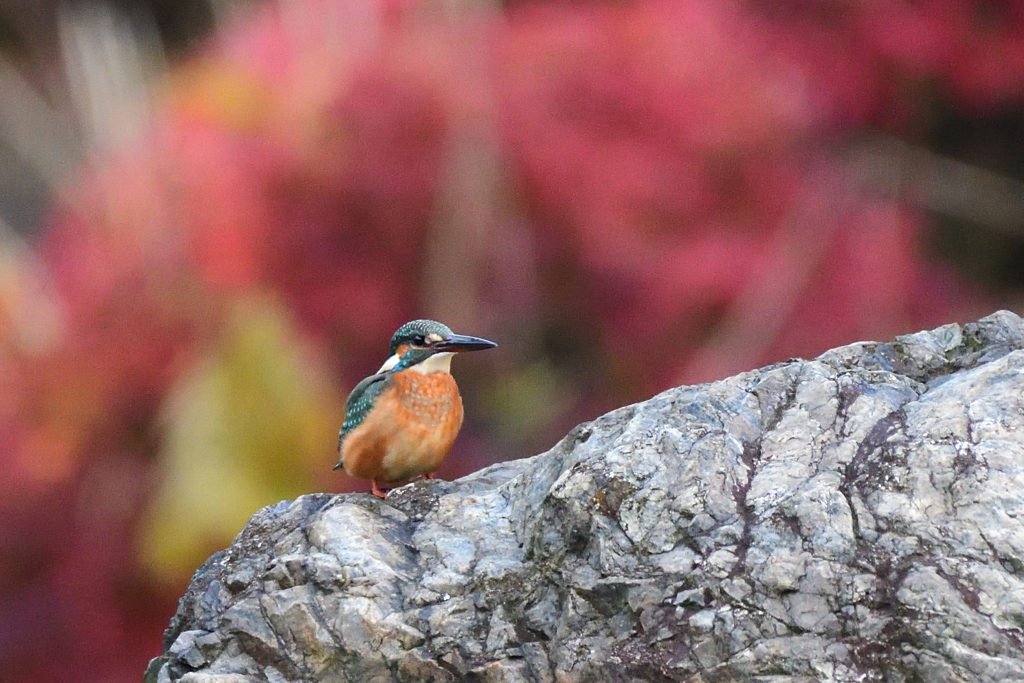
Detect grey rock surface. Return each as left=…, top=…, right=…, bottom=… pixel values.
left=147, top=311, right=1024, bottom=683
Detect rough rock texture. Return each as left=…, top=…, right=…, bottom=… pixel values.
left=147, top=311, right=1024, bottom=683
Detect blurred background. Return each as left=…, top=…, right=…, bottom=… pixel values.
left=1, top=0, right=1023, bottom=680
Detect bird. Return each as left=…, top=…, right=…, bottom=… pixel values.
left=335, top=319, right=496, bottom=497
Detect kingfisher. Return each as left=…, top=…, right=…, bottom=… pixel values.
left=335, top=319, right=497, bottom=497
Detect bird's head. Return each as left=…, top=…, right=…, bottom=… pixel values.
left=378, top=319, right=496, bottom=374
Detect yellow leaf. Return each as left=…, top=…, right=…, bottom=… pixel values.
left=138, top=294, right=341, bottom=582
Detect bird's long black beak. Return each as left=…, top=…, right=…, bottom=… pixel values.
left=435, top=334, right=497, bottom=352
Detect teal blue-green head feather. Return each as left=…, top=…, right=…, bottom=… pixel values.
left=385, top=319, right=496, bottom=371
left=389, top=320, right=454, bottom=356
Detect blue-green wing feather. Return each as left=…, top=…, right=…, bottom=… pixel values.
left=334, top=373, right=391, bottom=468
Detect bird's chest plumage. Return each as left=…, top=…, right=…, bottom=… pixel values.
left=341, top=371, right=463, bottom=483
left=389, top=372, right=463, bottom=432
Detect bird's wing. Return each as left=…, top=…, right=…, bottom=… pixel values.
left=335, top=373, right=391, bottom=464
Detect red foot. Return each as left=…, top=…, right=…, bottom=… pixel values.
left=371, top=480, right=388, bottom=498
left=425, top=473, right=435, bottom=480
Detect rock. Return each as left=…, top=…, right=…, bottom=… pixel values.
left=148, top=311, right=1024, bottom=682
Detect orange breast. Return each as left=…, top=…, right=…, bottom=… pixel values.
left=341, top=371, right=463, bottom=484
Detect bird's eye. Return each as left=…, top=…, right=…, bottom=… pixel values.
left=413, top=335, right=427, bottom=346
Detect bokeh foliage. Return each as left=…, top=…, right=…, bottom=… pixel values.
left=1, top=0, right=1023, bottom=681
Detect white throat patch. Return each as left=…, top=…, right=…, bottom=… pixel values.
left=377, top=352, right=455, bottom=375
left=410, top=352, right=454, bottom=374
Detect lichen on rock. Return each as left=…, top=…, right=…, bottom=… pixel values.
left=147, top=311, right=1024, bottom=683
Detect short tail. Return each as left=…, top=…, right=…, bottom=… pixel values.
left=334, top=432, right=344, bottom=470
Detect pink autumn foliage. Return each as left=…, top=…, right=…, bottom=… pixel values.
left=0, top=0, right=1012, bottom=680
